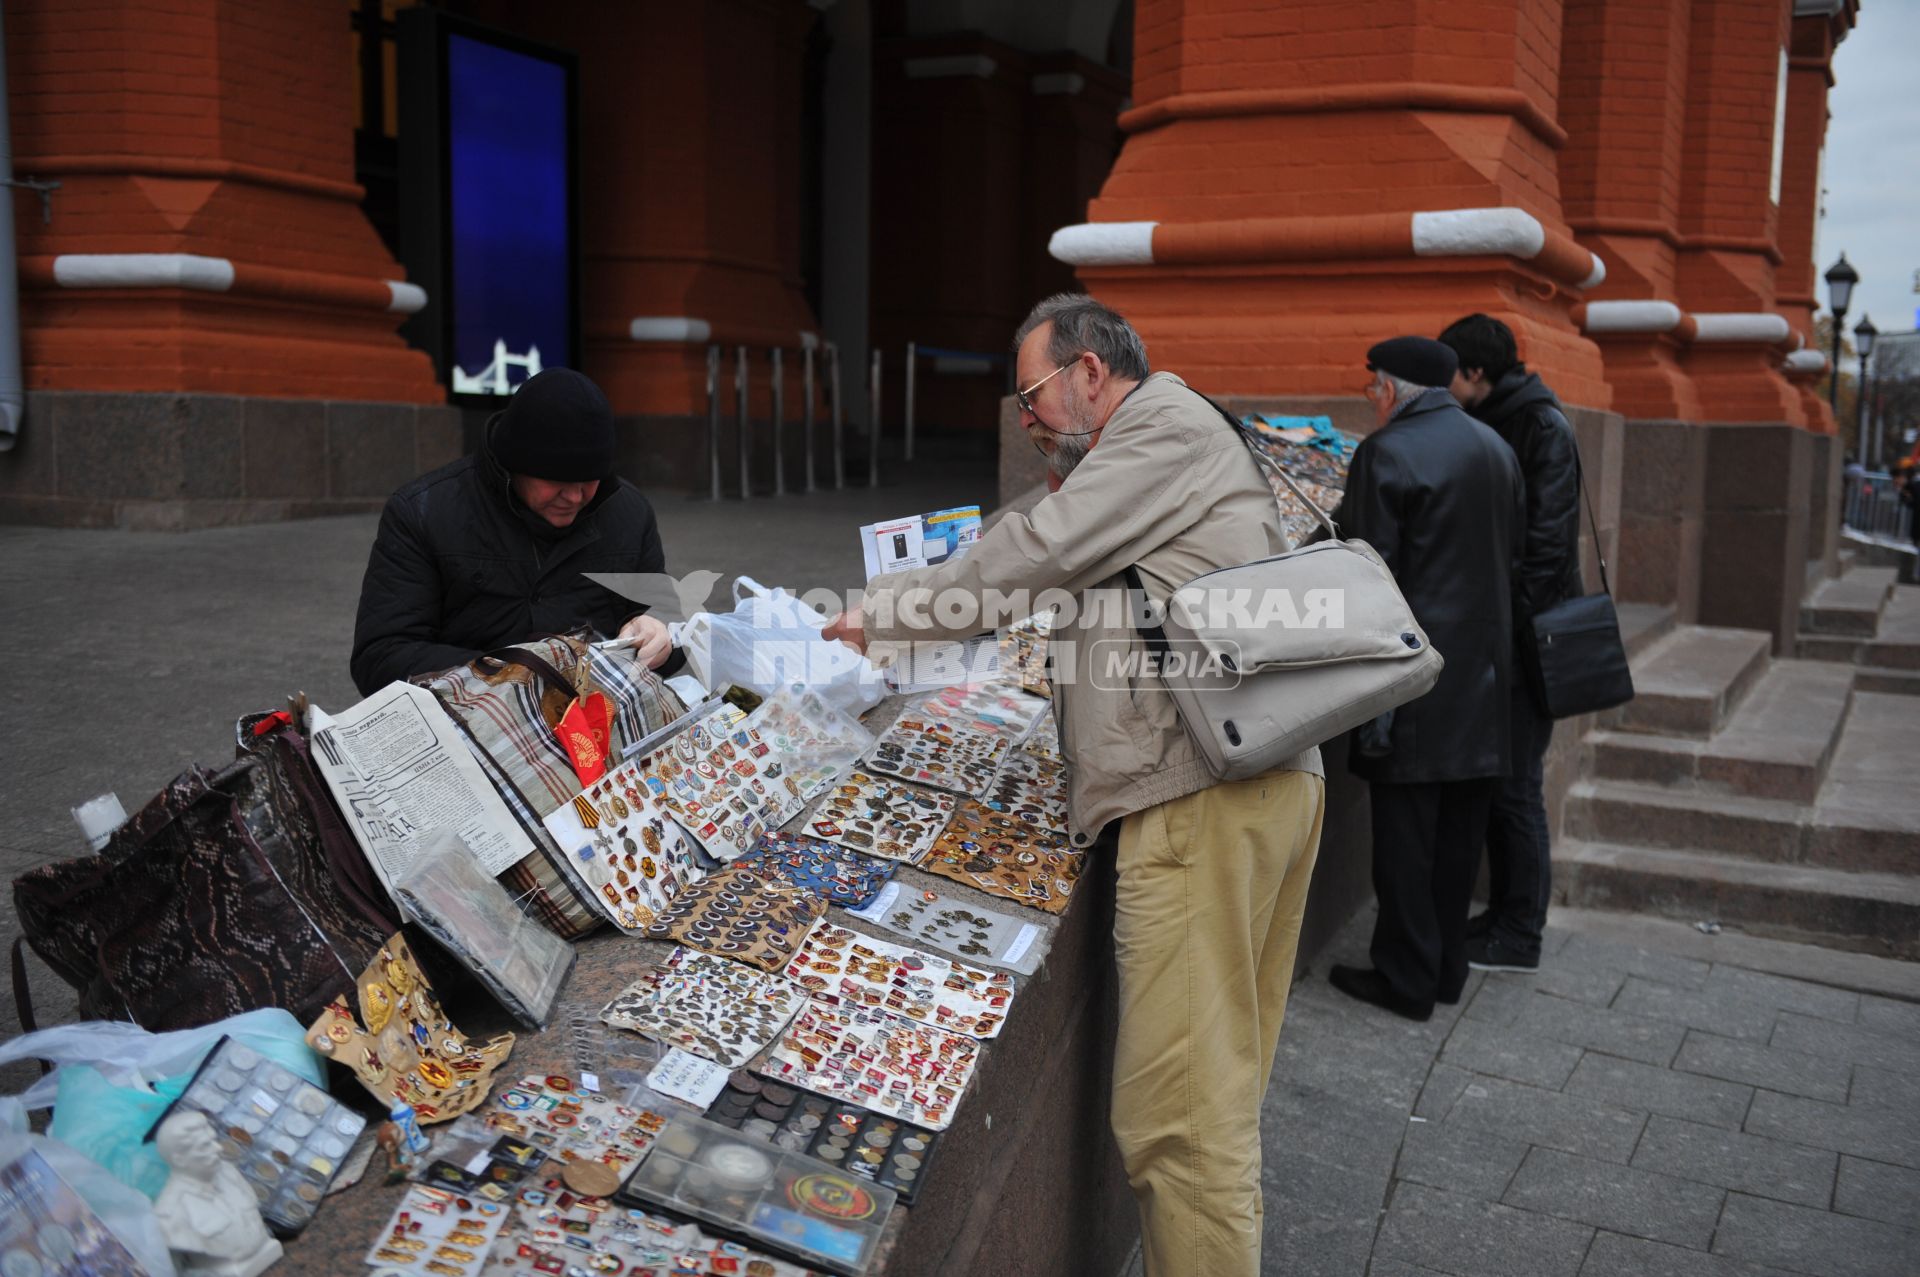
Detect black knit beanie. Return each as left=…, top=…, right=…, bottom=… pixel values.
left=489, top=368, right=615, bottom=481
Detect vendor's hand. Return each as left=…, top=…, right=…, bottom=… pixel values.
left=822, top=607, right=868, bottom=655
left=618, top=614, right=674, bottom=669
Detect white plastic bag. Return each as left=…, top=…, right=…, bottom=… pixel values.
left=0, top=1101, right=179, bottom=1277
left=0, top=1009, right=320, bottom=1199
left=680, top=576, right=886, bottom=720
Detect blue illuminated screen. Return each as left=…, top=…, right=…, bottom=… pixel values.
left=445, top=33, right=571, bottom=396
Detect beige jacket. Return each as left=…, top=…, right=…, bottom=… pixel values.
left=863, top=372, right=1323, bottom=847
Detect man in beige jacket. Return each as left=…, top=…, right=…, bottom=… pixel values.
left=825, top=294, right=1326, bottom=1277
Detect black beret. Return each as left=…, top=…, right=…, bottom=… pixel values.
left=1366, top=336, right=1460, bottom=389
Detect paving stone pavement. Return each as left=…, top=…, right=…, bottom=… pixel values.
left=1231, top=907, right=1920, bottom=1276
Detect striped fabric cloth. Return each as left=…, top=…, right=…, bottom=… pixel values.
left=419, top=635, right=687, bottom=938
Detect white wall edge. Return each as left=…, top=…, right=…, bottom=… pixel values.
left=1410, top=208, right=1547, bottom=260
left=1048, top=221, right=1157, bottom=266
left=904, top=55, right=997, bottom=80
left=385, top=280, right=427, bottom=314
left=1580, top=255, right=1607, bottom=289
left=1691, top=312, right=1792, bottom=343
left=1032, top=72, right=1086, bottom=96
left=1782, top=349, right=1828, bottom=373
left=1583, top=300, right=1685, bottom=334
left=629, top=316, right=714, bottom=344
left=52, top=253, right=235, bottom=292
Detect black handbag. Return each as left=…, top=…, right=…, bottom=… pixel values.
left=1518, top=450, right=1635, bottom=720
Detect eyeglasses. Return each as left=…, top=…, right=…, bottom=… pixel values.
left=1015, top=361, right=1078, bottom=416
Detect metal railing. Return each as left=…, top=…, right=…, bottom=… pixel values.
left=702, top=342, right=850, bottom=500
left=901, top=342, right=1012, bottom=463
left=1840, top=470, right=1916, bottom=553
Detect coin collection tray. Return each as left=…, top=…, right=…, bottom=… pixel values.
left=702, top=1071, right=940, bottom=1205
left=614, top=1113, right=897, bottom=1276
left=150, top=1034, right=365, bottom=1236
left=600, top=947, right=808, bottom=1068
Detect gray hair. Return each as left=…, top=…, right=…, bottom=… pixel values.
left=1013, top=293, right=1151, bottom=381
left=1374, top=369, right=1425, bottom=405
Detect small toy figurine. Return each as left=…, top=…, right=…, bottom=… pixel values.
left=376, top=1119, right=420, bottom=1183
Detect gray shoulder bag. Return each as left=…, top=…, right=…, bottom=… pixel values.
left=1122, top=397, right=1445, bottom=781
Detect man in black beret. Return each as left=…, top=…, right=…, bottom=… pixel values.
left=1325, top=336, right=1525, bottom=1020
left=350, top=367, right=680, bottom=695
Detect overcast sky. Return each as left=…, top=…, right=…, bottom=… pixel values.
left=1814, top=2, right=1917, bottom=349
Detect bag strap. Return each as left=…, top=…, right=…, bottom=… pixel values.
left=1570, top=444, right=1611, bottom=597
left=1191, top=391, right=1342, bottom=541
left=11, top=938, right=50, bottom=1075
left=479, top=644, right=582, bottom=702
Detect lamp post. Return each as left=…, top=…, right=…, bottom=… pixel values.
left=1825, top=253, right=1859, bottom=414
left=1853, top=314, right=1878, bottom=467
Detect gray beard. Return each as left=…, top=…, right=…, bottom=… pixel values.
left=1047, top=399, right=1098, bottom=480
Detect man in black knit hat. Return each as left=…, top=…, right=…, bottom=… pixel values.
left=1324, top=336, right=1524, bottom=1021
left=350, top=368, right=680, bottom=695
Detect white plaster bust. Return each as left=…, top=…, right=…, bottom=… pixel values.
left=152, top=1110, right=283, bottom=1277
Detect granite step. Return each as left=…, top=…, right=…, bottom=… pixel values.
left=1588, top=660, right=1856, bottom=803
left=1852, top=666, right=1920, bottom=696
left=1610, top=626, right=1772, bottom=740
left=1553, top=840, right=1920, bottom=961
left=1563, top=776, right=1918, bottom=876
left=1798, top=566, right=1895, bottom=637
left=1796, top=583, right=1920, bottom=669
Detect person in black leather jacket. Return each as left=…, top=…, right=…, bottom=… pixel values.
left=1325, top=336, right=1525, bottom=1022
left=1440, top=313, right=1584, bottom=974
left=349, top=368, right=682, bottom=696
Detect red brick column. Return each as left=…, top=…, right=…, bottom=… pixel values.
left=1774, top=3, right=1857, bottom=435
left=1054, top=0, right=1609, bottom=409
left=1672, top=0, right=1802, bottom=426
left=1558, top=0, right=1701, bottom=420
left=7, top=0, right=440, bottom=402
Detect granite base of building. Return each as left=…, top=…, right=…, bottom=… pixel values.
left=0, top=390, right=468, bottom=530
left=0, top=392, right=843, bottom=529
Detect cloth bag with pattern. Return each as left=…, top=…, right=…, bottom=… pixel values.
left=12, top=726, right=397, bottom=1032
left=416, top=634, right=686, bottom=939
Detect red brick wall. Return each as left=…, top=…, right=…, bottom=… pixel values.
left=8, top=0, right=440, bottom=402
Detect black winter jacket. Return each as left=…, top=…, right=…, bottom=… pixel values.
left=1471, top=367, right=1585, bottom=619
left=1330, top=388, right=1525, bottom=784
left=349, top=447, right=673, bottom=695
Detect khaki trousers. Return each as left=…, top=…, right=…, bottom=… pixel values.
left=1111, top=768, right=1326, bottom=1277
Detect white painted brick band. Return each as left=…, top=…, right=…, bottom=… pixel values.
left=629, top=316, right=714, bottom=343
left=52, top=253, right=234, bottom=292
left=1583, top=300, right=1686, bottom=333
left=1047, top=221, right=1157, bottom=266
left=1410, top=208, right=1546, bottom=260
left=385, top=280, right=427, bottom=314
left=1691, top=312, right=1793, bottom=343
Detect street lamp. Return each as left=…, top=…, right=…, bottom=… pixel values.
left=1825, top=253, right=1859, bottom=413
left=1854, top=314, right=1878, bottom=467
